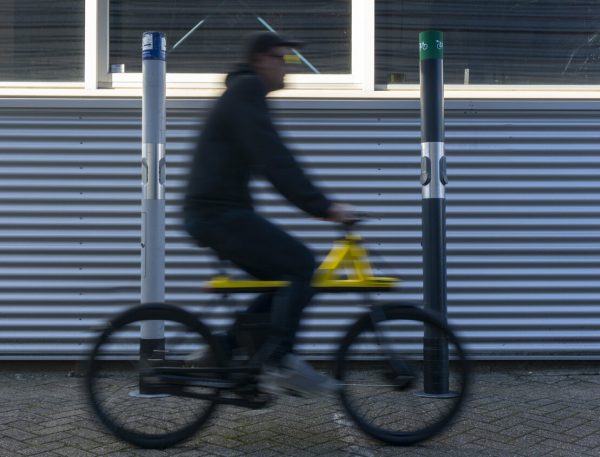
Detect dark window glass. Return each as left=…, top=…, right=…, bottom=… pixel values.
left=110, top=0, right=351, bottom=74
left=377, top=0, right=600, bottom=85
left=0, top=1, right=84, bottom=82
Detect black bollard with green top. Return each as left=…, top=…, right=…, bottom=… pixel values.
left=418, top=31, right=455, bottom=398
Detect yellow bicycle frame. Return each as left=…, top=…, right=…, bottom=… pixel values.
left=204, top=233, right=399, bottom=293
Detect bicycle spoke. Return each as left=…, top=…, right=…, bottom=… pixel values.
left=86, top=305, right=220, bottom=448
left=337, top=305, right=468, bottom=445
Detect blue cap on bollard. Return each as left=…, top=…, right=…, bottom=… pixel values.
left=142, top=32, right=166, bottom=61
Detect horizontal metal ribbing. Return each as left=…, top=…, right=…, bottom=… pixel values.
left=0, top=100, right=599, bottom=359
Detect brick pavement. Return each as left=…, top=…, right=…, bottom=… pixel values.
left=1, top=362, right=600, bottom=457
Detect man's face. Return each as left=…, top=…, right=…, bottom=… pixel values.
left=253, top=46, right=289, bottom=92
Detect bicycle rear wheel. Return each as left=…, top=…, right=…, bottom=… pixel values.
left=335, top=303, right=468, bottom=445
left=85, top=303, right=223, bottom=449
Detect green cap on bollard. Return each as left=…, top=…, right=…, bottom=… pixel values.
left=419, top=31, right=444, bottom=61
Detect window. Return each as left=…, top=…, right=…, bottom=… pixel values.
left=3, top=0, right=599, bottom=94
left=109, top=0, right=351, bottom=75
left=0, top=0, right=84, bottom=82
left=376, top=0, right=600, bottom=85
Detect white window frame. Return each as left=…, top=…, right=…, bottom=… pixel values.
left=91, top=0, right=374, bottom=92
left=85, top=0, right=110, bottom=89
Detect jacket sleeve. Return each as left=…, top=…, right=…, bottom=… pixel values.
left=231, top=77, right=332, bottom=219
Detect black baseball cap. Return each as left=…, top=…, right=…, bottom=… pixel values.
left=244, top=31, right=303, bottom=62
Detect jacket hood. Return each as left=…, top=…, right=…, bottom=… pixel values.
left=225, top=64, right=257, bottom=88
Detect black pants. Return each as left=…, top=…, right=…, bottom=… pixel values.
left=184, top=208, right=316, bottom=357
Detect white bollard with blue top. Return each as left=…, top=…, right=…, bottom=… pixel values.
left=138, top=31, right=167, bottom=395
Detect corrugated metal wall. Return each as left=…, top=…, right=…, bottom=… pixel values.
left=0, top=98, right=599, bottom=360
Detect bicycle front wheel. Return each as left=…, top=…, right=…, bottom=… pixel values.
left=85, top=303, right=223, bottom=449
left=335, top=303, right=469, bottom=445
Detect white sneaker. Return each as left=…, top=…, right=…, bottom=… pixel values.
left=258, top=353, right=341, bottom=398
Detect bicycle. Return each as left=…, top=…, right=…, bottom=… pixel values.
left=85, top=218, right=469, bottom=449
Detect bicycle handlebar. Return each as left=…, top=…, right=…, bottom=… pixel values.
left=341, top=211, right=370, bottom=229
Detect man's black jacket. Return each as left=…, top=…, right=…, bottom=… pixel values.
left=185, top=67, right=331, bottom=218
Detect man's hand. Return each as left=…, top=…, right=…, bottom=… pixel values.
left=326, top=202, right=356, bottom=223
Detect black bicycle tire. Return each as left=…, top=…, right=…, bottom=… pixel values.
left=85, top=303, right=223, bottom=449
left=335, top=302, right=469, bottom=446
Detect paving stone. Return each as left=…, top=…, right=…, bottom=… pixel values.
left=1, top=362, right=600, bottom=456
left=19, top=442, right=66, bottom=456
left=52, top=447, right=96, bottom=457
left=576, top=433, right=600, bottom=448
left=25, top=432, right=77, bottom=447
left=0, top=436, right=26, bottom=452
left=0, top=428, right=36, bottom=442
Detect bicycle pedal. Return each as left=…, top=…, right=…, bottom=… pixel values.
left=235, top=385, right=273, bottom=404
left=388, top=374, right=416, bottom=390
left=247, top=393, right=273, bottom=409
left=284, top=388, right=306, bottom=398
